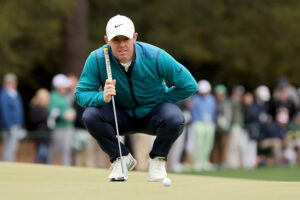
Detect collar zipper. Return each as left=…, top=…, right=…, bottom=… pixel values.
left=121, top=64, right=140, bottom=117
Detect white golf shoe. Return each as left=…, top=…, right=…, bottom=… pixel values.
left=109, top=153, right=137, bottom=181
left=148, top=157, right=167, bottom=181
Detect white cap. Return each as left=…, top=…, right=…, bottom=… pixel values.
left=198, top=80, right=211, bottom=94
left=3, top=73, right=17, bottom=82
left=256, top=85, right=270, bottom=102
left=106, top=15, right=135, bottom=41
left=52, top=74, right=71, bottom=88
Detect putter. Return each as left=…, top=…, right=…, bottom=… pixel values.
left=103, top=47, right=126, bottom=181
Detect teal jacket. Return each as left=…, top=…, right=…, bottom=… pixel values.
left=48, top=90, right=74, bottom=128
left=75, top=42, right=198, bottom=118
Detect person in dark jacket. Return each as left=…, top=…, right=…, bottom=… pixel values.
left=28, top=88, right=51, bottom=163
left=211, top=84, right=232, bottom=168
left=270, top=86, right=296, bottom=120
left=260, top=107, right=289, bottom=166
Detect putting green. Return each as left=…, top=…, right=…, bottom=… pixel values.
left=0, top=162, right=299, bottom=200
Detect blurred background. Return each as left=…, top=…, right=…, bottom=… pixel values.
left=1, top=0, right=300, bottom=171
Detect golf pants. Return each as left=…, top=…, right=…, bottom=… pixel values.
left=82, top=102, right=185, bottom=162
left=2, top=128, right=21, bottom=162
left=48, top=127, right=73, bottom=166
left=192, top=121, right=215, bottom=169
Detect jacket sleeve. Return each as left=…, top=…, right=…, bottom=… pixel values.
left=75, top=51, right=107, bottom=107
left=0, top=91, right=11, bottom=128
left=157, top=49, right=198, bottom=103
left=0, top=91, right=24, bottom=129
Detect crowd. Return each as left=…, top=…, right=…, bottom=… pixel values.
left=169, top=77, right=300, bottom=172
left=0, top=73, right=107, bottom=168
left=1, top=72, right=300, bottom=172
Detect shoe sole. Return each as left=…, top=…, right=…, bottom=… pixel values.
left=148, top=177, right=166, bottom=182
left=110, top=177, right=127, bottom=182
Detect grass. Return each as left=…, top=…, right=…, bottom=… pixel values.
left=0, top=162, right=300, bottom=200
left=183, top=166, right=300, bottom=182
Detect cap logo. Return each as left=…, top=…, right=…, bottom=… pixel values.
left=114, top=24, right=123, bottom=28
left=106, top=15, right=135, bottom=40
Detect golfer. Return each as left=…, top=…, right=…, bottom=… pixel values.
left=75, top=15, right=198, bottom=181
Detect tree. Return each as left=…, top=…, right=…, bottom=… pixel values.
left=0, top=0, right=73, bottom=89
left=63, top=0, right=88, bottom=77
left=1, top=0, right=300, bottom=94
left=88, top=0, right=300, bottom=90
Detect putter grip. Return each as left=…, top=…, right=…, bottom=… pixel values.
left=103, top=47, right=113, bottom=80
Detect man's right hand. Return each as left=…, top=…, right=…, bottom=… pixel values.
left=103, top=79, right=116, bottom=103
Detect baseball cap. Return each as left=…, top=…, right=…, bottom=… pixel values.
left=106, top=15, right=135, bottom=41
left=198, top=80, right=211, bottom=94
left=52, top=74, right=71, bottom=88
left=256, top=85, right=270, bottom=102
left=214, top=84, right=227, bottom=94
left=3, top=73, right=17, bottom=82
left=232, top=85, right=245, bottom=94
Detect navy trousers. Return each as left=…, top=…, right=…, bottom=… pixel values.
left=82, top=102, right=184, bottom=162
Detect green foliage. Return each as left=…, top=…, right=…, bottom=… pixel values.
left=88, top=0, right=300, bottom=89
left=1, top=0, right=300, bottom=94
left=0, top=0, right=73, bottom=89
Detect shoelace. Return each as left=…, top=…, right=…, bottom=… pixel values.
left=110, top=158, right=122, bottom=170
left=152, top=158, right=166, bottom=170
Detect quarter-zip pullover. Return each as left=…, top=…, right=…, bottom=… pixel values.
left=75, top=42, right=198, bottom=118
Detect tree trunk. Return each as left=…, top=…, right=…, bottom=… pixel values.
left=63, top=0, right=88, bottom=77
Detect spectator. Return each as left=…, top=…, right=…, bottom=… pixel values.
left=226, top=85, right=246, bottom=169
left=47, top=74, right=76, bottom=166
left=68, top=75, right=108, bottom=168
left=242, top=92, right=260, bottom=168
left=66, top=74, right=87, bottom=166
left=283, top=111, right=300, bottom=165
left=255, top=85, right=271, bottom=125
left=169, top=99, right=192, bottom=172
left=28, top=88, right=51, bottom=163
left=211, top=84, right=232, bottom=168
left=189, top=80, right=216, bottom=171
left=65, top=74, right=78, bottom=105
left=260, top=107, right=289, bottom=166
left=273, top=77, right=300, bottom=110
left=0, top=73, right=25, bottom=162
left=270, top=85, right=296, bottom=120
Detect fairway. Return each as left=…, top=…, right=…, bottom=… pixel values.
left=0, top=162, right=299, bottom=200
